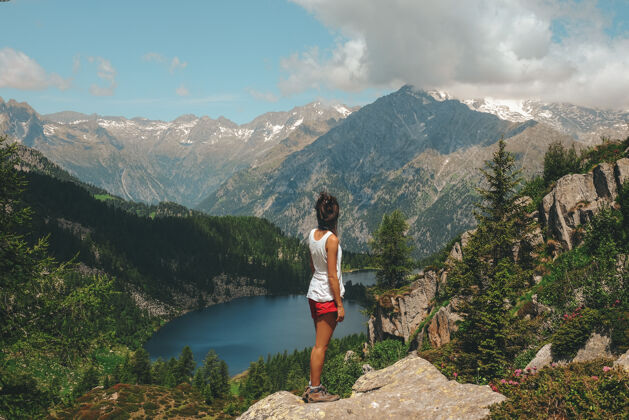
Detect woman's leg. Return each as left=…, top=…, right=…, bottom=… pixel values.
left=309, top=312, right=337, bottom=387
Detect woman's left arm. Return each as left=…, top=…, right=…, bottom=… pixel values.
left=326, top=234, right=344, bottom=322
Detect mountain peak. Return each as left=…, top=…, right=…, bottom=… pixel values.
left=173, top=114, right=198, bottom=123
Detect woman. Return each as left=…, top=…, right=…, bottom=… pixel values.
left=302, top=192, right=345, bottom=403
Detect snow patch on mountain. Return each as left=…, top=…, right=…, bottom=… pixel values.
left=291, top=118, right=304, bottom=129
left=43, top=124, right=56, bottom=136
left=333, top=105, right=352, bottom=117
left=264, top=123, right=285, bottom=142
left=462, top=98, right=533, bottom=122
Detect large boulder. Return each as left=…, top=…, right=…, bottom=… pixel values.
left=525, top=333, right=614, bottom=372
left=614, top=157, right=629, bottom=187
left=238, top=355, right=506, bottom=420
left=593, top=162, right=617, bottom=198
left=572, top=333, right=613, bottom=363
left=613, top=349, right=629, bottom=373
left=368, top=271, right=440, bottom=343
left=525, top=343, right=553, bottom=371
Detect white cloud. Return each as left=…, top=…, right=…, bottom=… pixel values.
left=0, top=48, right=70, bottom=90
left=142, top=52, right=167, bottom=63
left=89, top=57, right=117, bottom=96
left=248, top=88, right=279, bottom=102
left=176, top=84, right=189, bottom=96
left=170, top=57, right=187, bottom=73
left=286, top=0, right=629, bottom=109
left=72, top=54, right=81, bottom=73
left=143, top=52, right=188, bottom=74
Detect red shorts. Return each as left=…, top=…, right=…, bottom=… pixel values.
left=308, top=299, right=338, bottom=319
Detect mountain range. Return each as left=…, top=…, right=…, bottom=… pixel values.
left=2, top=86, right=627, bottom=256
left=0, top=97, right=355, bottom=206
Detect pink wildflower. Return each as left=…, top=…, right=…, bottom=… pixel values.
left=591, top=376, right=599, bottom=380
left=453, top=372, right=458, bottom=378
left=551, top=362, right=557, bottom=368
left=500, top=379, right=507, bottom=384
left=603, top=366, right=612, bottom=372
left=490, top=384, right=499, bottom=392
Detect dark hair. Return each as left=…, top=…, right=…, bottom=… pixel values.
left=315, top=192, right=339, bottom=234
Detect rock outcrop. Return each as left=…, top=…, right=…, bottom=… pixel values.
left=238, top=355, right=506, bottom=420
left=572, top=333, right=613, bottom=362
left=613, top=349, right=629, bottom=373
left=525, top=343, right=553, bottom=371
left=541, top=159, right=629, bottom=250
left=368, top=270, right=441, bottom=343
left=526, top=333, right=614, bottom=371
left=426, top=304, right=464, bottom=348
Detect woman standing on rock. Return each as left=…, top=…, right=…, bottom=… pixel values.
left=302, top=192, right=345, bottom=403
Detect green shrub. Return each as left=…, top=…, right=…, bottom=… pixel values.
left=366, top=339, right=406, bottom=370
left=321, top=354, right=363, bottom=398
left=519, top=176, right=547, bottom=211
left=490, top=360, right=628, bottom=419
left=543, top=141, right=580, bottom=185
left=551, top=308, right=599, bottom=361
left=512, top=348, right=538, bottom=370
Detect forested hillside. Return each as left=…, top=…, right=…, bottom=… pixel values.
left=13, top=146, right=311, bottom=314
left=0, top=137, right=313, bottom=419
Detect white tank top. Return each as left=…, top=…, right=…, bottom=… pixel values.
left=307, top=228, right=344, bottom=302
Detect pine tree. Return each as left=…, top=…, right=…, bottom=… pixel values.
left=543, top=141, right=580, bottom=184
left=165, top=357, right=178, bottom=387
left=473, top=138, right=526, bottom=283
left=193, top=350, right=229, bottom=399
left=130, top=348, right=152, bottom=384
left=241, top=357, right=270, bottom=400
left=174, top=346, right=195, bottom=384
left=370, top=210, right=414, bottom=288
left=150, top=358, right=167, bottom=385
left=74, top=365, right=100, bottom=397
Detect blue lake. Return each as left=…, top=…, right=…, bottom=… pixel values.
left=144, top=271, right=375, bottom=375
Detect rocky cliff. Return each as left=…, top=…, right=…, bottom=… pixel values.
left=238, top=354, right=506, bottom=420
left=541, top=158, right=629, bottom=250
left=366, top=267, right=465, bottom=350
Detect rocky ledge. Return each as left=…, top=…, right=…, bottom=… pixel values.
left=238, top=355, right=505, bottom=420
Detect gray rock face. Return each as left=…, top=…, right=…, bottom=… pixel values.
left=427, top=304, right=463, bottom=348
left=593, top=162, right=617, bottom=198
left=525, top=343, right=553, bottom=370
left=449, top=241, right=463, bottom=262
left=613, top=349, right=629, bottom=373
left=368, top=271, right=440, bottom=343
left=238, top=355, right=506, bottom=420
left=614, top=158, right=629, bottom=187
left=540, top=160, right=629, bottom=250
left=526, top=333, right=614, bottom=373
left=572, top=333, right=613, bottom=362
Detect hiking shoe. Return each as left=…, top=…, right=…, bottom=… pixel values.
left=302, top=385, right=340, bottom=403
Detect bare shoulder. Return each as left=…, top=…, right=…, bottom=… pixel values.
left=326, top=233, right=339, bottom=248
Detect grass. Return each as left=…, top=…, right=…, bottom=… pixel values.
left=93, top=193, right=119, bottom=202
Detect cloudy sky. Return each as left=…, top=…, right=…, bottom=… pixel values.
left=1, top=0, right=627, bottom=123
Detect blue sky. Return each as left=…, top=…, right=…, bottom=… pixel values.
left=1, top=0, right=628, bottom=123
